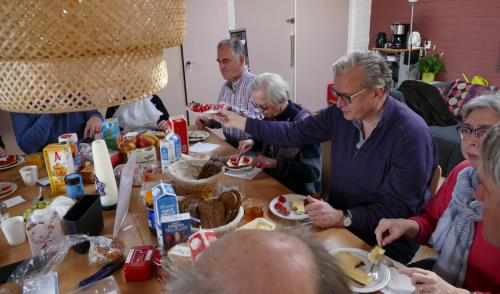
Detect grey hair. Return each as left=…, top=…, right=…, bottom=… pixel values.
left=251, top=73, right=290, bottom=105
left=462, top=92, right=500, bottom=120
left=481, top=124, right=500, bottom=186
left=217, top=38, right=245, bottom=56
left=331, top=50, right=393, bottom=94
left=165, top=228, right=351, bottom=294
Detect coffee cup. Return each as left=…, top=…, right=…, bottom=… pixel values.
left=19, top=165, right=38, bottom=186
left=1, top=216, right=26, bottom=246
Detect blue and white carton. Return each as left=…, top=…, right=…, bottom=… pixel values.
left=161, top=213, right=192, bottom=250
left=152, top=182, right=178, bottom=247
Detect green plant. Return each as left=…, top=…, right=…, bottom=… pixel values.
left=418, top=53, right=445, bottom=74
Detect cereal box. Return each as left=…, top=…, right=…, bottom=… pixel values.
left=43, top=144, right=75, bottom=194
left=160, top=213, right=191, bottom=250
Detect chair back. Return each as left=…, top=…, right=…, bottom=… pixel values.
left=429, top=165, right=442, bottom=196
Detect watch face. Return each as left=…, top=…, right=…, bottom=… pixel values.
left=343, top=216, right=352, bottom=227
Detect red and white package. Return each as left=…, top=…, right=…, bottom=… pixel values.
left=167, top=116, right=189, bottom=155
left=188, top=231, right=217, bottom=262
left=123, top=246, right=154, bottom=282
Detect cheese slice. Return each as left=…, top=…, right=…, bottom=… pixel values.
left=291, top=199, right=305, bottom=215
left=367, top=246, right=385, bottom=264
left=333, top=252, right=373, bottom=286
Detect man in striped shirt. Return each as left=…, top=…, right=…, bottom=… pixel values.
left=196, top=38, right=263, bottom=147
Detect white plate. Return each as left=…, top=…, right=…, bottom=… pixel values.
left=329, top=248, right=391, bottom=293
left=0, top=182, right=17, bottom=199
left=269, top=194, right=309, bottom=221
left=225, top=155, right=253, bottom=171
left=0, top=155, right=25, bottom=171
left=188, top=131, right=210, bottom=142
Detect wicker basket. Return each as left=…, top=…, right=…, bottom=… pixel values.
left=0, top=0, right=186, bottom=60
left=0, top=49, right=168, bottom=113
left=0, top=0, right=185, bottom=113
left=168, top=160, right=224, bottom=199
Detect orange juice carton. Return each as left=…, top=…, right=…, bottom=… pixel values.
left=43, top=144, right=75, bottom=194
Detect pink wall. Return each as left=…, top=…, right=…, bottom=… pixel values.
left=369, top=0, right=500, bottom=85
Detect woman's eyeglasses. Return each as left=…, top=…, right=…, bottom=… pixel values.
left=330, top=88, right=367, bottom=104
left=456, top=126, right=491, bottom=140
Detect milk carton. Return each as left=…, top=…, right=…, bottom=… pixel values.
left=160, top=132, right=181, bottom=173
left=152, top=183, right=178, bottom=247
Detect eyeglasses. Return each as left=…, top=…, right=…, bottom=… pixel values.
left=456, top=126, right=491, bottom=140
left=253, top=101, right=271, bottom=111
left=331, top=88, right=367, bottom=104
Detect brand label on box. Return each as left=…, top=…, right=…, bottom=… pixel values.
left=152, top=183, right=178, bottom=247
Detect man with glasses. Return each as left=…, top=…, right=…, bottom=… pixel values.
left=195, top=38, right=262, bottom=147
left=215, top=50, right=437, bottom=264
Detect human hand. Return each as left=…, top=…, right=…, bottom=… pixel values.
left=157, top=120, right=169, bottom=131
left=399, top=267, right=469, bottom=294
left=374, top=218, right=419, bottom=247
left=84, top=116, right=103, bottom=138
left=304, top=196, right=343, bottom=228
left=252, top=155, right=277, bottom=169
left=213, top=109, right=247, bottom=130
left=196, top=116, right=212, bottom=128
left=237, top=139, right=254, bottom=154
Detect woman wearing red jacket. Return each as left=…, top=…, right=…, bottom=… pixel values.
left=375, top=93, right=500, bottom=294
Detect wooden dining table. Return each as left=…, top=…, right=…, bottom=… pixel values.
left=0, top=126, right=371, bottom=293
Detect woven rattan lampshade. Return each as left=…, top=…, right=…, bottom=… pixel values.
left=0, top=0, right=186, bottom=113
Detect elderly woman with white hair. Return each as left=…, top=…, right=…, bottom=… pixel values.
left=375, top=93, right=500, bottom=293
left=237, top=73, right=321, bottom=195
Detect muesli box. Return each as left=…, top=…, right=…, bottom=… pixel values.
left=43, top=143, right=75, bottom=194
left=160, top=213, right=191, bottom=250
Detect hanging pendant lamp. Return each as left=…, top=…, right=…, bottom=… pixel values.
left=0, top=0, right=186, bottom=113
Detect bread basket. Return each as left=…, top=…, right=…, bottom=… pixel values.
left=168, top=160, right=224, bottom=199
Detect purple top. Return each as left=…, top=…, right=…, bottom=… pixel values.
left=246, top=96, right=437, bottom=244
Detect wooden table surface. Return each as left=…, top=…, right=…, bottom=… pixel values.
left=0, top=127, right=370, bottom=293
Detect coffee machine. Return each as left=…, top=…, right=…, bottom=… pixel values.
left=390, top=23, right=409, bottom=49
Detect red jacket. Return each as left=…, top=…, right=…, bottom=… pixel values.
left=411, top=161, right=500, bottom=293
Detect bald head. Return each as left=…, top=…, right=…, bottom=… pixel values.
left=166, top=229, right=350, bottom=294
left=198, top=230, right=316, bottom=293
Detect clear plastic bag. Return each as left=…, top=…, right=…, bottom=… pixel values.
left=0, top=235, right=125, bottom=294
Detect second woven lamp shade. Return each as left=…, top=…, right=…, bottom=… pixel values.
left=0, top=0, right=186, bottom=113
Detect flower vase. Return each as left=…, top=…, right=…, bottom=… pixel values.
left=422, top=72, right=435, bottom=83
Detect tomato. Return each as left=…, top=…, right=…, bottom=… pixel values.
left=274, top=202, right=282, bottom=209
left=242, top=156, right=250, bottom=164
left=278, top=195, right=286, bottom=203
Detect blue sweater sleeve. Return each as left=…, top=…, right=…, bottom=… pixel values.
left=245, top=106, right=337, bottom=147
left=348, top=127, right=436, bottom=235
left=11, top=113, right=54, bottom=154
left=82, top=110, right=103, bottom=121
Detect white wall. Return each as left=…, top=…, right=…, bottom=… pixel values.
left=347, top=0, right=372, bottom=52
left=295, top=0, right=349, bottom=112
left=157, top=47, right=187, bottom=118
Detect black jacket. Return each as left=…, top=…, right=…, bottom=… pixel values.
left=397, top=80, right=456, bottom=126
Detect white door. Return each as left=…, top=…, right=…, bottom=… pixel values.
left=295, top=0, right=349, bottom=112
left=234, top=0, right=295, bottom=98
left=182, top=0, right=230, bottom=125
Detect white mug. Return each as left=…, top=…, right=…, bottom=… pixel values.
left=19, top=165, right=38, bottom=186
left=1, top=216, right=26, bottom=246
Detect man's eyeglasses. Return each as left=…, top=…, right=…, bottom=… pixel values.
left=456, top=126, right=491, bottom=140
left=330, top=88, right=367, bottom=104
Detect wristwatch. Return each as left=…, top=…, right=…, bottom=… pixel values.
left=343, top=210, right=352, bottom=227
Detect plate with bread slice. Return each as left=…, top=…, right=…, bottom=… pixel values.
left=225, top=154, right=253, bottom=171
left=329, top=247, right=390, bottom=293
left=269, top=194, right=309, bottom=221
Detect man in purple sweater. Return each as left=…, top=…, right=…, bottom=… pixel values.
left=216, top=50, right=437, bottom=264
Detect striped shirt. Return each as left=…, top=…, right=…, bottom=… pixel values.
left=218, top=69, right=263, bottom=145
